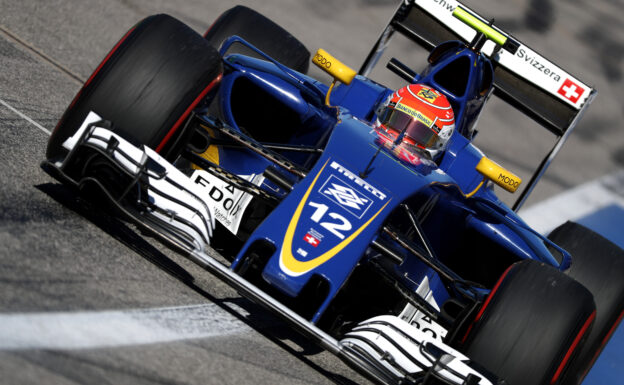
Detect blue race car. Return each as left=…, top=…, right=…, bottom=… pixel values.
left=42, top=1, right=624, bottom=384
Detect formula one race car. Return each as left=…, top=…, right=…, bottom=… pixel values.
left=42, top=1, right=624, bottom=384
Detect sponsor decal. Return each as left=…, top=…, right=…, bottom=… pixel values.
left=324, top=183, right=369, bottom=209
left=329, top=161, right=386, bottom=200
left=192, top=170, right=263, bottom=235
left=516, top=48, right=561, bottom=82
left=395, top=103, right=435, bottom=128
left=308, top=228, right=324, bottom=240
left=303, top=233, right=320, bottom=247
left=417, top=88, right=439, bottom=102
left=431, top=0, right=456, bottom=12
left=320, top=176, right=373, bottom=218
left=557, top=78, right=585, bottom=104
left=313, top=52, right=332, bottom=69
left=498, top=173, right=520, bottom=190
left=296, top=248, right=308, bottom=257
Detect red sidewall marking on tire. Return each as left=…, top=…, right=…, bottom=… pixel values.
left=84, top=26, right=137, bottom=88
left=551, top=310, right=596, bottom=384
left=461, top=263, right=514, bottom=344
left=585, top=309, right=624, bottom=378
left=52, top=25, right=137, bottom=137
left=155, top=73, right=223, bottom=153
left=202, top=18, right=219, bottom=38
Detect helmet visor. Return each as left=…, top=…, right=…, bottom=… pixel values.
left=379, top=106, right=439, bottom=148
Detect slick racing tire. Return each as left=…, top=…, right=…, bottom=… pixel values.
left=462, top=260, right=596, bottom=385
left=204, top=5, right=310, bottom=74
left=548, top=221, right=624, bottom=383
left=47, top=14, right=223, bottom=161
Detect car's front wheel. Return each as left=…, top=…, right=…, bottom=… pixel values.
left=47, top=14, right=223, bottom=161
left=461, top=260, right=596, bottom=385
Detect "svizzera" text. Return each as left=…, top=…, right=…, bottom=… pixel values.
left=516, top=48, right=561, bottom=82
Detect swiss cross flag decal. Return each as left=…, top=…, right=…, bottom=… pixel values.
left=558, top=79, right=585, bottom=104
left=304, top=233, right=320, bottom=247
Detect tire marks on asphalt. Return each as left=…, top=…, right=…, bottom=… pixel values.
left=0, top=304, right=249, bottom=350
left=0, top=26, right=84, bottom=85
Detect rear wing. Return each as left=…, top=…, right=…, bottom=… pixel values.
left=360, top=0, right=596, bottom=210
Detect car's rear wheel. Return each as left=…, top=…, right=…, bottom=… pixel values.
left=548, top=221, right=624, bottom=383
left=47, top=14, right=223, bottom=161
left=461, top=260, right=596, bottom=385
left=204, top=5, right=310, bottom=74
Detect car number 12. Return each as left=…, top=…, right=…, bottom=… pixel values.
left=308, top=202, right=352, bottom=239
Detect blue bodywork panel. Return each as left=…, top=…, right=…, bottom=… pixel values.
left=213, top=37, right=566, bottom=321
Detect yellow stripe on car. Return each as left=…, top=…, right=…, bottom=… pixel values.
left=279, top=159, right=391, bottom=276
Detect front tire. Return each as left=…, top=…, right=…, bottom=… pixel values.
left=462, top=260, right=596, bottom=385
left=47, top=14, right=223, bottom=161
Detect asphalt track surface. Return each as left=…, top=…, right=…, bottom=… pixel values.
left=0, top=0, right=623, bottom=384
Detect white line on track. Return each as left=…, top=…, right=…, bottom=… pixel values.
left=519, top=170, right=624, bottom=234
left=0, top=97, right=51, bottom=136
left=0, top=304, right=249, bottom=350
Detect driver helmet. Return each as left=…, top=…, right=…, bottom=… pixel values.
left=377, top=84, right=455, bottom=158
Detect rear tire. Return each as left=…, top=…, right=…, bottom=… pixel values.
left=548, top=221, right=624, bottom=383
left=204, top=5, right=310, bottom=74
left=47, top=14, right=223, bottom=160
left=462, top=260, right=596, bottom=385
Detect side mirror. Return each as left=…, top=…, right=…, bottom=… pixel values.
left=312, top=49, right=356, bottom=85
left=476, top=157, right=522, bottom=193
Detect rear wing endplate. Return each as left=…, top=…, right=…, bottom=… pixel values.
left=360, top=0, right=596, bottom=210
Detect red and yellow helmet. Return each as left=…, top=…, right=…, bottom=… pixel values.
left=378, top=84, right=455, bottom=157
